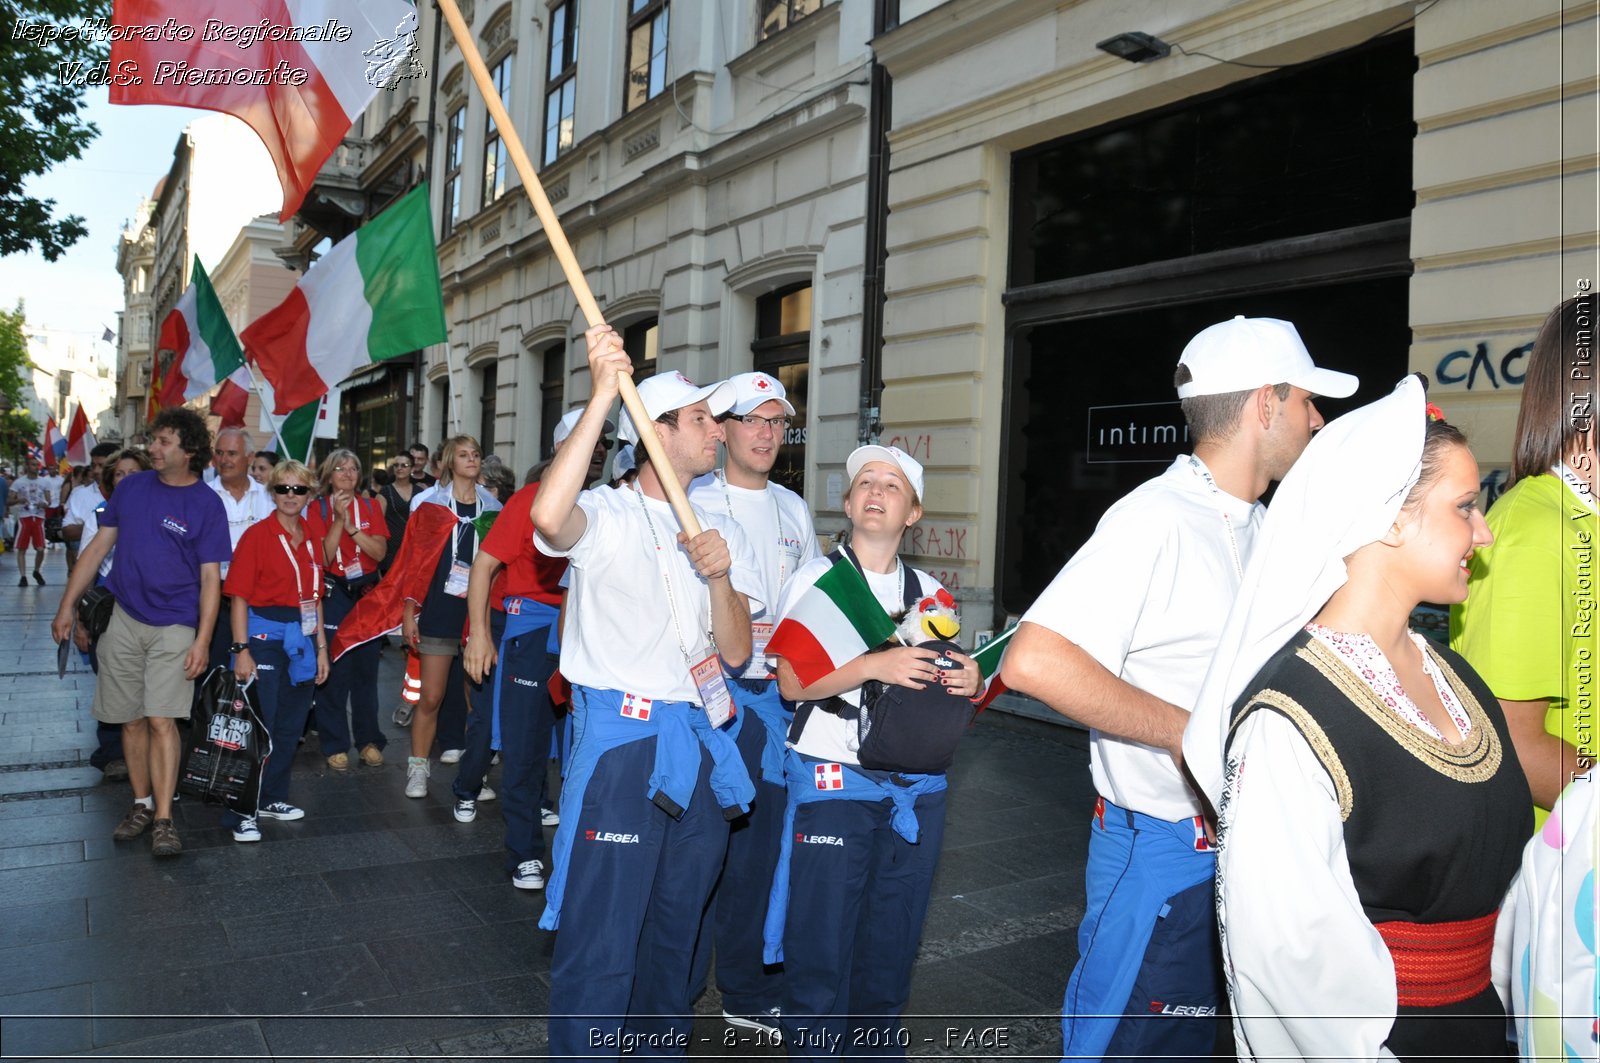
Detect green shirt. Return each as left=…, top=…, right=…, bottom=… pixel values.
left=1450, top=472, right=1597, bottom=812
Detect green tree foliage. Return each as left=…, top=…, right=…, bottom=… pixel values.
left=0, top=301, right=39, bottom=460
left=1, top=1, right=108, bottom=261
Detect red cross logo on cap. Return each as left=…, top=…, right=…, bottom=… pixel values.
left=754, top=376, right=772, bottom=391
left=675, top=371, right=692, bottom=385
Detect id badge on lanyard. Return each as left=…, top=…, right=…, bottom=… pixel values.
left=691, top=651, right=735, bottom=728
left=444, top=558, right=471, bottom=597
left=750, top=622, right=774, bottom=667
left=280, top=534, right=320, bottom=635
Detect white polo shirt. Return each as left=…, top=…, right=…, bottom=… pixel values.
left=210, top=477, right=274, bottom=576
left=537, top=483, right=765, bottom=704
left=688, top=471, right=819, bottom=678
left=1020, top=454, right=1263, bottom=822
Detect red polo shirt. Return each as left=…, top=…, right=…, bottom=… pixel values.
left=224, top=518, right=322, bottom=607
left=302, top=495, right=387, bottom=577
left=482, top=482, right=567, bottom=611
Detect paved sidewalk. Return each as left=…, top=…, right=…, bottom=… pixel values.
left=0, top=551, right=1096, bottom=1060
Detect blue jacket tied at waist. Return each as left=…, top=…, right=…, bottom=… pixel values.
left=539, top=683, right=755, bottom=931
left=762, top=749, right=947, bottom=963
left=246, top=610, right=317, bottom=684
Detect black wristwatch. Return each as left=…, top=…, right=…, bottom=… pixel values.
left=229, top=642, right=250, bottom=653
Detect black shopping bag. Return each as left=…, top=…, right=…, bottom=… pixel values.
left=179, top=667, right=271, bottom=814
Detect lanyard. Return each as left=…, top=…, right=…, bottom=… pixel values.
left=326, top=497, right=364, bottom=571
left=444, top=487, right=481, bottom=562
left=634, top=482, right=713, bottom=664
left=1187, top=456, right=1244, bottom=579
left=277, top=531, right=320, bottom=600
left=1556, top=463, right=1598, bottom=514
left=717, top=471, right=787, bottom=600
left=841, top=543, right=904, bottom=607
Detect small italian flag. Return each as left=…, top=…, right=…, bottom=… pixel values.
left=244, top=182, right=447, bottom=415
left=766, top=559, right=897, bottom=687
left=157, top=257, right=245, bottom=410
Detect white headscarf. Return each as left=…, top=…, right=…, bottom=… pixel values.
left=1183, top=375, right=1428, bottom=807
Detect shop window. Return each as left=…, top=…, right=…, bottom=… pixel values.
left=540, top=342, right=564, bottom=459
left=624, top=0, right=669, bottom=113
left=624, top=317, right=658, bottom=382
left=752, top=282, right=810, bottom=496
left=1009, top=35, right=1415, bottom=287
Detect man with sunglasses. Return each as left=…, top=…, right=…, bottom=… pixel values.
left=687, top=371, right=818, bottom=1038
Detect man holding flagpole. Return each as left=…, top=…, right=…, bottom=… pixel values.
left=531, top=324, right=764, bottom=1058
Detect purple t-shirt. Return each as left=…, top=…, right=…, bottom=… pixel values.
left=100, top=470, right=232, bottom=628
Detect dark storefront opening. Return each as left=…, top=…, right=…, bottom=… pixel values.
left=752, top=282, right=812, bottom=497
left=1000, top=33, right=1416, bottom=615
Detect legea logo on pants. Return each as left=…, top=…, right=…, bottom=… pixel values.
left=585, top=829, right=641, bottom=843
left=796, top=832, right=844, bottom=846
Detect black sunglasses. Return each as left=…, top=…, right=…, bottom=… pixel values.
left=272, top=484, right=312, bottom=496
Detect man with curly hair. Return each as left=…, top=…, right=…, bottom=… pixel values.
left=50, top=407, right=231, bottom=858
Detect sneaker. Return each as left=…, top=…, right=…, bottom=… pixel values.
left=453, top=798, right=477, bottom=823
left=512, top=858, right=546, bottom=890
left=102, top=759, right=129, bottom=782
left=405, top=757, right=430, bottom=798
left=326, top=752, right=350, bottom=771
left=257, top=801, right=305, bottom=821
left=478, top=785, right=496, bottom=802
left=359, top=744, right=384, bottom=767
left=112, top=803, right=155, bottom=841
left=32, top=571, right=44, bottom=585
left=541, top=806, right=560, bottom=828
left=723, top=1007, right=783, bottom=1042
left=393, top=702, right=414, bottom=727
left=231, top=817, right=261, bottom=843
left=150, top=818, right=182, bottom=857
left=439, top=748, right=464, bottom=764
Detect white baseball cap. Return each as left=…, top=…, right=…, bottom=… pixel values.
left=617, top=371, right=737, bottom=444
left=845, top=444, right=925, bottom=501
left=1176, top=316, right=1358, bottom=399
left=551, top=408, right=615, bottom=447
left=726, top=371, right=796, bottom=417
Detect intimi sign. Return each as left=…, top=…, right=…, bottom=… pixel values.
left=1086, top=401, right=1190, bottom=464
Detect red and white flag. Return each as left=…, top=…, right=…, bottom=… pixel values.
left=64, top=405, right=96, bottom=464
left=108, top=0, right=419, bottom=220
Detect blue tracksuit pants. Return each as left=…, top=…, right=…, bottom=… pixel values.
left=1061, top=797, right=1223, bottom=1062
left=544, top=685, right=750, bottom=1060
left=221, top=637, right=312, bottom=829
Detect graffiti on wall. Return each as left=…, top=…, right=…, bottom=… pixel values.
left=1432, top=341, right=1533, bottom=391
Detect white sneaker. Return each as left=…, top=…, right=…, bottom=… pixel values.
left=453, top=798, right=476, bottom=823
left=478, top=785, right=496, bottom=802
left=405, top=757, right=430, bottom=798
left=439, top=748, right=464, bottom=764
left=541, top=806, right=559, bottom=828
left=231, top=817, right=261, bottom=843
left=512, top=858, right=545, bottom=890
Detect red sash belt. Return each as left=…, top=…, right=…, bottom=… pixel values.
left=1373, top=910, right=1498, bottom=1007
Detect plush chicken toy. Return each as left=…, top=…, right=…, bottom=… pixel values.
left=895, top=587, right=960, bottom=645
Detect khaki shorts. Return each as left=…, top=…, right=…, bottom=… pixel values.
left=93, top=605, right=197, bottom=723
left=415, top=634, right=461, bottom=657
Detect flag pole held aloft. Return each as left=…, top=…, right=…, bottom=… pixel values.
left=434, top=0, right=702, bottom=538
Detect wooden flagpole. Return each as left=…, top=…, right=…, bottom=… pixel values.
left=435, top=0, right=702, bottom=536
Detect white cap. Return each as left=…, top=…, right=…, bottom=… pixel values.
left=727, top=371, right=796, bottom=416
left=612, top=443, right=636, bottom=480
left=617, top=371, right=737, bottom=444
left=845, top=444, right=925, bottom=501
left=1176, top=316, right=1358, bottom=400
left=552, top=408, right=615, bottom=447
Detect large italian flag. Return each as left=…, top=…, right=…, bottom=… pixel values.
left=766, top=559, right=898, bottom=687
left=244, top=182, right=446, bottom=414
left=109, top=0, right=418, bottom=220
left=158, top=257, right=244, bottom=409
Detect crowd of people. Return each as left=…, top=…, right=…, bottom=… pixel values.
left=17, top=298, right=1592, bottom=1060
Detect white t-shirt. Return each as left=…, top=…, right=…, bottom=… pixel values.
left=536, top=483, right=765, bottom=704
left=210, top=477, right=275, bottom=576
left=65, top=486, right=116, bottom=579
left=777, top=554, right=945, bottom=765
left=688, top=472, right=819, bottom=678
left=11, top=475, right=56, bottom=517
left=1020, top=455, right=1263, bottom=822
